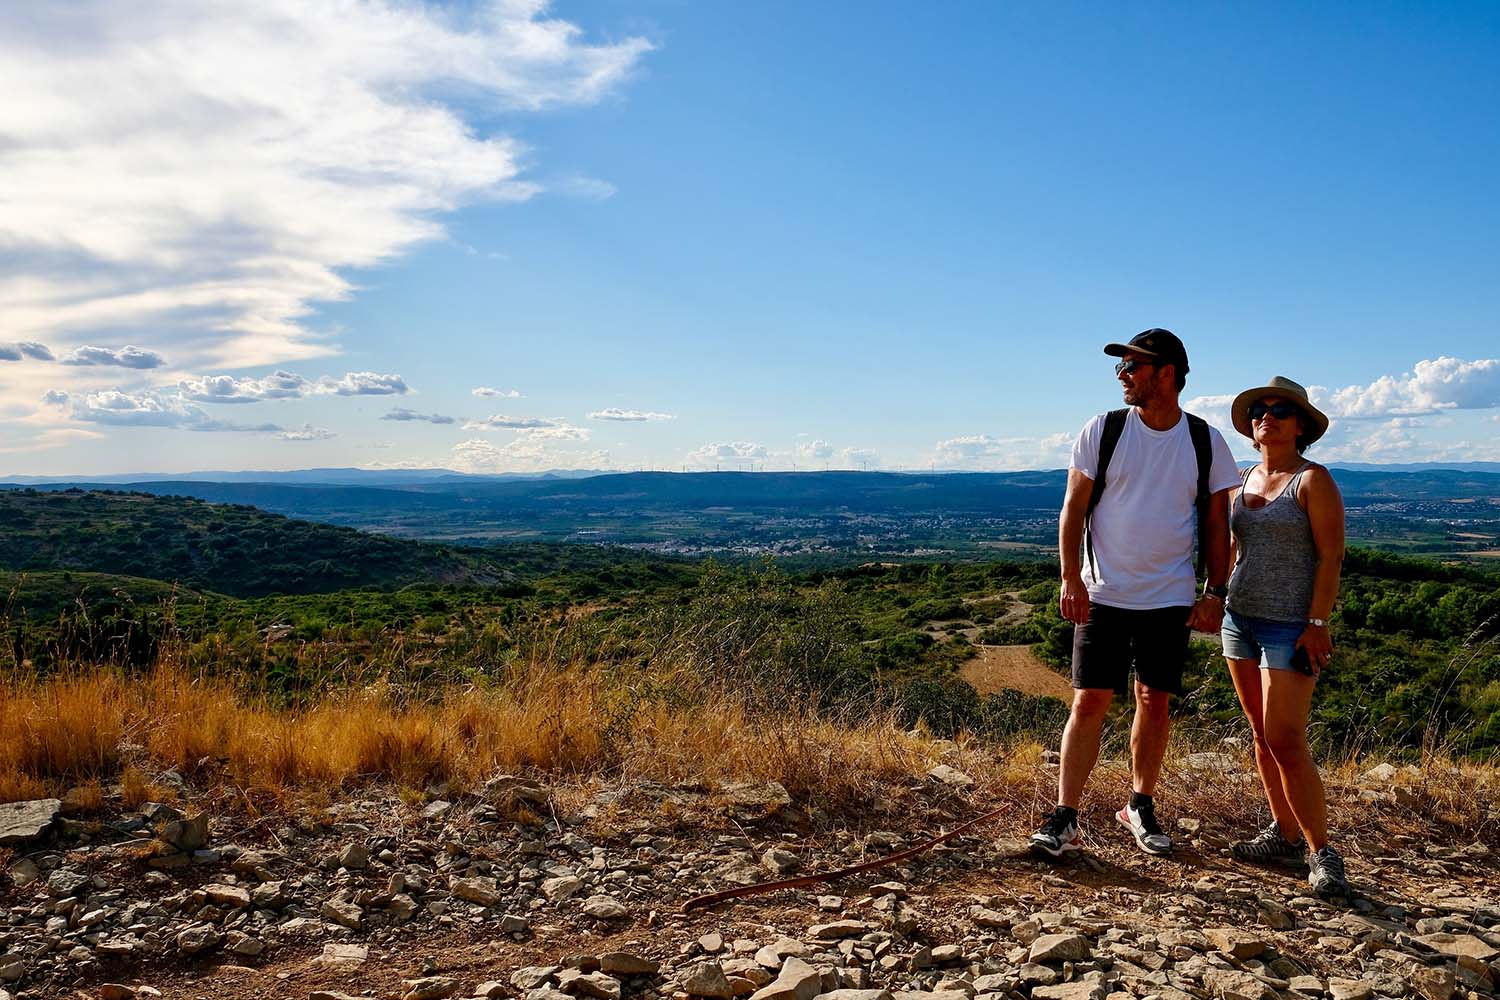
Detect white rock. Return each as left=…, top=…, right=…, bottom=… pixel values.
left=315, top=943, right=368, bottom=966
left=581, top=894, right=629, bottom=920
left=927, top=764, right=974, bottom=787
left=0, top=799, right=62, bottom=846
left=451, top=877, right=503, bottom=907
left=542, top=875, right=584, bottom=901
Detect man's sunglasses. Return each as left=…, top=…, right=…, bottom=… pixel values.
left=1114, top=358, right=1156, bottom=377
left=1248, top=400, right=1301, bottom=421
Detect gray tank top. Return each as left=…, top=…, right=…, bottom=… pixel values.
left=1227, top=464, right=1317, bottom=623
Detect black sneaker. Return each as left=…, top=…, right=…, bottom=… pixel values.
left=1115, top=801, right=1172, bottom=855
left=1231, top=822, right=1308, bottom=866
left=1029, top=807, right=1081, bottom=857
left=1308, top=845, right=1351, bottom=898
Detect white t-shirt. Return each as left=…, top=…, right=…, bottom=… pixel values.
left=1069, top=408, right=1241, bottom=610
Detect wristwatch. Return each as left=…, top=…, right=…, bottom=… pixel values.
left=1307, top=617, right=1328, bottom=627
left=1204, top=584, right=1228, bottom=600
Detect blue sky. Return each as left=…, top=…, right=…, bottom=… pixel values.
left=2, top=1, right=1498, bottom=475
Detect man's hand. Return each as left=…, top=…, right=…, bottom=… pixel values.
left=1186, top=596, right=1224, bottom=633
left=1059, top=573, right=1091, bottom=625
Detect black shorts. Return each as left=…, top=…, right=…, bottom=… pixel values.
left=1071, top=602, right=1192, bottom=696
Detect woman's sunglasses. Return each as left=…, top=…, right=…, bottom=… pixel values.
left=1248, top=400, right=1301, bottom=421
left=1114, top=358, right=1156, bottom=377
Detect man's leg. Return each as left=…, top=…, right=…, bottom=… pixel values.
left=1058, top=687, right=1115, bottom=807
left=1115, top=607, right=1190, bottom=855
left=1129, top=679, right=1172, bottom=796
left=1033, top=603, right=1124, bottom=856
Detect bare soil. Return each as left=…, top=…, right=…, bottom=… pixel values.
left=959, top=645, right=1071, bottom=702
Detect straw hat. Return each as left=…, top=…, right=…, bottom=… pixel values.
left=1231, top=376, right=1330, bottom=445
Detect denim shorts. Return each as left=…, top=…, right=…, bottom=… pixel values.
left=1221, top=608, right=1306, bottom=671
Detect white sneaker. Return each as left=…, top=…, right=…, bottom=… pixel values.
left=1030, top=808, right=1081, bottom=857
left=1116, top=801, right=1172, bottom=855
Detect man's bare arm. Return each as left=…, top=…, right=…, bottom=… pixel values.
left=1058, top=468, right=1094, bottom=625
left=1187, top=486, right=1232, bottom=632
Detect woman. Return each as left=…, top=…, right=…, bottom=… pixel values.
left=1220, top=376, right=1350, bottom=897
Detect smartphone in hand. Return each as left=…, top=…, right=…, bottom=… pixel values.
left=1289, top=645, right=1315, bottom=676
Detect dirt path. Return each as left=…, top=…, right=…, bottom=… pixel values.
left=959, top=644, right=1072, bottom=701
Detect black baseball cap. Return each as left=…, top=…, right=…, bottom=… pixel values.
left=1103, top=328, right=1189, bottom=375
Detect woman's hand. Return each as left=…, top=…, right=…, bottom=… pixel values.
left=1296, top=623, right=1334, bottom=675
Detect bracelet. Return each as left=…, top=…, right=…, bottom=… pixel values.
left=1200, top=592, right=1224, bottom=603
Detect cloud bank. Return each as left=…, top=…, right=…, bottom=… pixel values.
left=0, top=1, right=651, bottom=373
left=933, top=432, right=1073, bottom=471
left=464, top=414, right=560, bottom=430
left=1318, top=357, right=1500, bottom=418
left=589, top=408, right=675, bottom=422
left=382, top=408, right=456, bottom=425
left=59, top=345, right=166, bottom=369
left=0, top=342, right=55, bottom=362
left=686, top=442, right=768, bottom=468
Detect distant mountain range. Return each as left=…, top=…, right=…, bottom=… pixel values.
left=6, top=461, right=1500, bottom=487
left=4, top=466, right=1497, bottom=569
left=0, top=467, right=605, bottom=486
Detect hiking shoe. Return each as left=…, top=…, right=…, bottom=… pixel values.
left=1308, top=845, right=1351, bottom=898
left=1030, top=807, right=1081, bottom=857
left=1231, top=822, right=1308, bottom=866
left=1115, top=801, right=1172, bottom=855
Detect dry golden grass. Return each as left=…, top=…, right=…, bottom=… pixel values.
left=2, top=663, right=1496, bottom=846
left=0, top=664, right=928, bottom=812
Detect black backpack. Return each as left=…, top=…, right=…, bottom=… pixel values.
left=1083, top=408, right=1213, bottom=580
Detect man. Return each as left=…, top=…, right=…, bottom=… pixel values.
left=1031, top=329, right=1239, bottom=858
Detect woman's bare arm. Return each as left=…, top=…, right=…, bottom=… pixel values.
left=1297, top=464, right=1345, bottom=669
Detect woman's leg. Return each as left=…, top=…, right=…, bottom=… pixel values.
left=1260, top=667, right=1329, bottom=850
left=1226, top=658, right=1298, bottom=835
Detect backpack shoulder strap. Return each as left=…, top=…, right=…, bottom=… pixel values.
left=1186, top=413, right=1211, bottom=506
left=1083, top=408, right=1130, bottom=579
left=1186, top=412, right=1213, bottom=576
left=1085, top=408, right=1130, bottom=517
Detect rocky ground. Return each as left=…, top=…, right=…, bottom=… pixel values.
left=2, top=759, right=1497, bottom=1000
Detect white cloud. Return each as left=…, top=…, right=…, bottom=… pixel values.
left=932, top=432, right=1073, bottom=471
left=314, top=371, right=409, bottom=396
left=449, top=436, right=606, bottom=473
left=796, top=439, right=834, bottom=460
left=518, top=424, right=589, bottom=441
left=836, top=447, right=881, bottom=469
left=278, top=423, right=336, bottom=441
left=175, top=368, right=408, bottom=402
left=0, top=341, right=54, bottom=362
left=464, top=413, right=559, bottom=430
left=44, top=386, right=292, bottom=435
left=59, top=345, right=165, bottom=369
left=1181, top=393, right=1239, bottom=441
left=472, top=386, right=524, bottom=398
left=382, top=407, right=455, bottom=425
left=589, top=407, right=674, bottom=422
left=179, top=370, right=312, bottom=403
left=554, top=175, right=617, bottom=200
left=1316, top=357, right=1500, bottom=418
left=66, top=390, right=203, bottom=428
left=685, top=441, right=768, bottom=467
left=0, top=2, right=651, bottom=374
